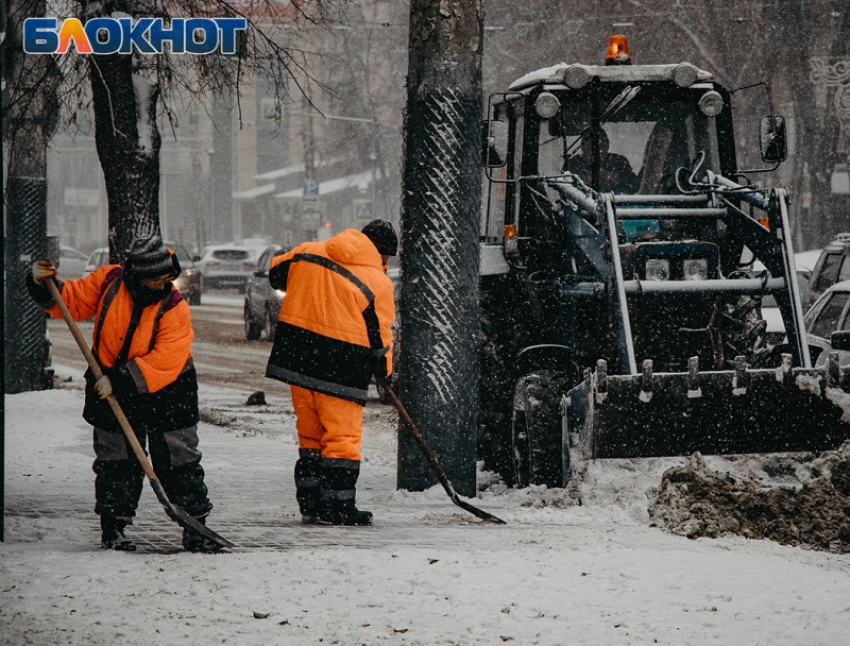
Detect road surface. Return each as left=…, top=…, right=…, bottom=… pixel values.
left=47, top=290, right=273, bottom=393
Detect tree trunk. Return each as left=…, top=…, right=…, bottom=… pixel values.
left=88, top=54, right=162, bottom=263
left=3, top=0, right=59, bottom=394
left=397, top=0, right=484, bottom=497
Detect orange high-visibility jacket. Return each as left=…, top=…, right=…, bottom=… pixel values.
left=45, top=265, right=194, bottom=395
left=265, top=229, right=395, bottom=405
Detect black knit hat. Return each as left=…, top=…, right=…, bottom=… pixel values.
left=126, top=235, right=177, bottom=278
left=361, top=219, right=398, bottom=256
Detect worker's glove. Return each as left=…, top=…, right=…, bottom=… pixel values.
left=372, top=355, right=389, bottom=379
left=94, top=375, right=113, bottom=400
left=32, top=259, right=57, bottom=285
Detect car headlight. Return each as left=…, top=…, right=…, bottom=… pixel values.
left=644, top=259, right=670, bottom=281
left=683, top=259, right=709, bottom=281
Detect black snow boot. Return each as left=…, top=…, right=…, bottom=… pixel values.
left=295, top=450, right=322, bottom=524
left=182, top=515, right=224, bottom=553
left=100, top=515, right=137, bottom=551
left=316, top=459, right=373, bottom=526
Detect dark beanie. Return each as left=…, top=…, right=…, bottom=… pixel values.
left=126, top=235, right=176, bottom=278
left=361, top=219, right=398, bottom=256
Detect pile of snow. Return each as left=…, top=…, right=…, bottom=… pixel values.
left=648, top=447, right=850, bottom=552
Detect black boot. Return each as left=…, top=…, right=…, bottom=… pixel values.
left=100, top=515, right=137, bottom=551
left=295, top=450, right=322, bottom=524
left=316, top=459, right=373, bottom=526
left=182, top=515, right=224, bottom=553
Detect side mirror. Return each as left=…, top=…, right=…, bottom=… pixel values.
left=830, top=330, right=850, bottom=352
left=193, top=255, right=201, bottom=262
left=760, top=116, right=787, bottom=163
left=482, top=119, right=507, bottom=168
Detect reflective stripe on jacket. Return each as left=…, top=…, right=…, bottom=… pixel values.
left=265, top=229, right=395, bottom=405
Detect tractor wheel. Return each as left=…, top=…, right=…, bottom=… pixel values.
left=511, top=370, right=572, bottom=489
left=721, top=272, right=771, bottom=368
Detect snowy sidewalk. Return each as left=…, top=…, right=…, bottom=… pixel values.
left=4, top=378, right=850, bottom=645
left=3, top=382, right=509, bottom=553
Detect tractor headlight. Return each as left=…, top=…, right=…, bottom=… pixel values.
left=683, top=258, right=709, bottom=281
left=645, top=259, right=670, bottom=281
left=534, top=92, right=561, bottom=119
left=698, top=90, right=724, bottom=117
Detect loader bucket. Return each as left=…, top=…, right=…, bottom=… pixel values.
left=567, top=356, right=850, bottom=462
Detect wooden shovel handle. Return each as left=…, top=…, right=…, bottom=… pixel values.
left=45, top=277, right=158, bottom=483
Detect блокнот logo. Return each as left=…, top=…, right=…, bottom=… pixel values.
left=24, top=17, right=248, bottom=55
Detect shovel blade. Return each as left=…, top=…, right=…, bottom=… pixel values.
left=150, top=479, right=235, bottom=549
left=453, top=495, right=507, bottom=524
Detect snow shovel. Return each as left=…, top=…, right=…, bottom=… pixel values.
left=45, top=277, right=235, bottom=549
left=376, top=378, right=506, bottom=524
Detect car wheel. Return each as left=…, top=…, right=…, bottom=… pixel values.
left=244, top=305, right=262, bottom=341
left=264, top=305, right=278, bottom=341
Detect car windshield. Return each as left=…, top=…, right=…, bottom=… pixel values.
left=808, top=291, right=850, bottom=339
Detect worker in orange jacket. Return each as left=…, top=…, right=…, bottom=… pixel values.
left=28, top=236, right=218, bottom=552
left=266, top=220, right=397, bottom=525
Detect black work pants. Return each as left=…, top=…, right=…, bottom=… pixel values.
left=92, top=424, right=212, bottom=519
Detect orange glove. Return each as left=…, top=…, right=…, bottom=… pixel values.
left=32, top=259, right=57, bottom=285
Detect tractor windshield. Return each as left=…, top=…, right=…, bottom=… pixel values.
left=536, top=85, right=721, bottom=195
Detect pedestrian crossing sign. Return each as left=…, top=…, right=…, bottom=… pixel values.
left=353, top=199, right=374, bottom=223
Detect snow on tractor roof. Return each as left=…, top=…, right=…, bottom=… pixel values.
left=508, top=62, right=714, bottom=91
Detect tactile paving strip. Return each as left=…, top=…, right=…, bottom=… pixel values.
left=5, top=503, right=502, bottom=553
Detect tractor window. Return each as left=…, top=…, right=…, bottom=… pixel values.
left=482, top=99, right=525, bottom=238
left=553, top=91, right=720, bottom=195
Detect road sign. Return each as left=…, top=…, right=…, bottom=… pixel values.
left=299, top=201, right=325, bottom=228
left=353, top=199, right=374, bottom=223
left=303, top=178, right=319, bottom=199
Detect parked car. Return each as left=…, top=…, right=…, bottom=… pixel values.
left=804, top=279, right=850, bottom=367
left=198, top=243, right=264, bottom=292
left=805, top=232, right=850, bottom=309
left=753, top=249, right=821, bottom=345
left=83, top=247, right=110, bottom=275
left=83, top=241, right=203, bottom=305
left=243, top=244, right=284, bottom=341
left=56, top=246, right=89, bottom=280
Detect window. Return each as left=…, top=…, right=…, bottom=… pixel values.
left=809, top=291, right=850, bottom=339
left=814, top=254, right=841, bottom=292
left=213, top=250, right=250, bottom=261
left=839, top=256, right=850, bottom=283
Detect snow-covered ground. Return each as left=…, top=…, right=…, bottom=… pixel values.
left=3, top=364, right=850, bottom=646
